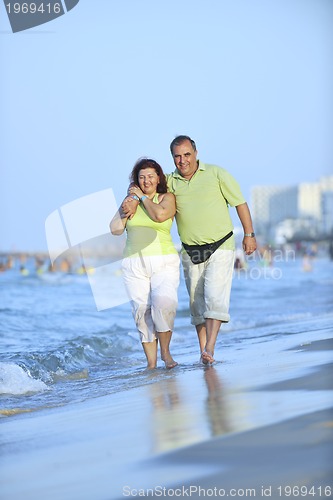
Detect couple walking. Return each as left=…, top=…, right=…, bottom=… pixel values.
left=110, top=135, right=256, bottom=369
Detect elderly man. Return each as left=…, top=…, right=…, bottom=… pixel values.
left=124, top=135, right=256, bottom=364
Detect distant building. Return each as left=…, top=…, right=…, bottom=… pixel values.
left=298, top=182, right=321, bottom=220
left=270, top=187, right=298, bottom=226
left=251, top=176, right=333, bottom=242
left=322, top=190, right=333, bottom=235
left=251, top=185, right=298, bottom=239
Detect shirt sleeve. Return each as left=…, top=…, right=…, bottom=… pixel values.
left=217, top=167, right=246, bottom=207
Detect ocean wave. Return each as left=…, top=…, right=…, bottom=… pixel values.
left=0, top=362, right=48, bottom=395
left=0, top=330, right=141, bottom=395
left=225, top=311, right=315, bottom=332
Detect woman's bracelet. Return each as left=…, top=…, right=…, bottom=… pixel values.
left=140, top=195, right=148, bottom=202
left=131, top=195, right=140, bottom=201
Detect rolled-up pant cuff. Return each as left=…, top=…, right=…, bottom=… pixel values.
left=191, top=312, right=230, bottom=326
left=204, top=311, right=230, bottom=322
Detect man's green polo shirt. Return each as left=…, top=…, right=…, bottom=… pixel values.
left=166, top=161, right=245, bottom=249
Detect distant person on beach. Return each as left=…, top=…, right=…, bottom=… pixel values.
left=110, top=158, right=180, bottom=370
left=123, top=136, right=256, bottom=365
left=329, top=238, right=333, bottom=261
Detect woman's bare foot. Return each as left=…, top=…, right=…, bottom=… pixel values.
left=142, top=340, right=158, bottom=370
left=201, top=350, right=215, bottom=365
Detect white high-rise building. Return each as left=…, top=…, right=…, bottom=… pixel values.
left=250, top=176, right=333, bottom=241
left=298, top=183, right=321, bottom=220
left=320, top=177, right=333, bottom=235
left=251, top=185, right=298, bottom=236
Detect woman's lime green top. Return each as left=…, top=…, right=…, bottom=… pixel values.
left=124, top=194, right=177, bottom=258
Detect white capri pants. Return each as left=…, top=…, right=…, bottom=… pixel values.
left=181, top=248, right=235, bottom=326
left=121, top=254, right=180, bottom=343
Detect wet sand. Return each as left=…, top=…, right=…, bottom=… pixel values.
left=1, top=335, right=332, bottom=500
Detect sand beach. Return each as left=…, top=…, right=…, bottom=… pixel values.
left=1, top=324, right=332, bottom=500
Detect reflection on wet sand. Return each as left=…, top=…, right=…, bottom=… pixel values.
left=149, top=376, right=201, bottom=453
left=204, top=366, right=231, bottom=437
left=148, top=367, right=232, bottom=454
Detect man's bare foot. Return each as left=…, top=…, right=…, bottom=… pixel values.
left=201, top=350, right=215, bottom=365
left=146, top=363, right=157, bottom=370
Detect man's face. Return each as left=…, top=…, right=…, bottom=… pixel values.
left=171, top=140, right=198, bottom=180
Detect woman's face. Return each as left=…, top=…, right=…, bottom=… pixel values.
left=138, top=167, right=159, bottom=195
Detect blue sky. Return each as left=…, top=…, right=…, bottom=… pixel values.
left=1, top=0, right=332, bottom=252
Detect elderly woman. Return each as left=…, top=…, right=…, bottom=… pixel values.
left=110, top=158, right=180, bottom=369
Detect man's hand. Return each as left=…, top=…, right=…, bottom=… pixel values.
left=242, top=236, right=257, bottom=255
left=122, top=196, right=139, bottom=219
left=129, top=186, right=144, bottom=200
left=236, top=203, right=257, bottom=255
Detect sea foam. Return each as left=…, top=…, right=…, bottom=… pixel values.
left=0, top=362, right=48, bottom=395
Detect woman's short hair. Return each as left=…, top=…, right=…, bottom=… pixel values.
left=129, top=158, right=168, bottom=193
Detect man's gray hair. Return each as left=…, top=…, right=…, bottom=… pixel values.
left=170, top=135, right=197, bottom=154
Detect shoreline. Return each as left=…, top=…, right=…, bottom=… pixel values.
left=1, top=334, right=332, bottom=500
left=129, top=407, right=332, bottom=500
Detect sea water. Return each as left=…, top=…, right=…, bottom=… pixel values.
left=1, top=251, right=333, bottom=417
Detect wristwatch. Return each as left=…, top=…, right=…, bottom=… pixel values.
left=244, top=232, right=255, bottom=237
